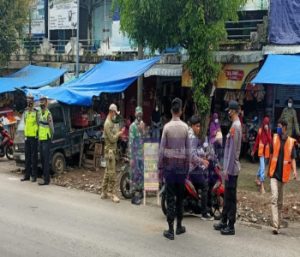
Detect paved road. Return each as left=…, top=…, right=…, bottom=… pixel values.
left=0, top=160, right=299, bottom=257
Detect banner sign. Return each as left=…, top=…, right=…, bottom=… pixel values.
left=216, top=64, right=259, bottom=89
left=49, top=0, right=78, bottom=30
left=31, top=0, right=45, bottom=35
left=269, top=0, right=300, bottom=44
left=143, top=143, right=159, bottom=191
left=181, top=65, right=193, bottom=88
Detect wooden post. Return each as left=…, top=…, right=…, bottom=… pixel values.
left=143, top=190, right=146, bottom=206
left=79, top=137, right=84, bottom=168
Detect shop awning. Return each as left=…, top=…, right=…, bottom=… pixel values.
left=0, top=65, right=67, bottom=94
left=26, top=57, right=160, bottom=106
left=252, top=55, right=300, bottom=85
left=144, top=64, right=182, bottom=77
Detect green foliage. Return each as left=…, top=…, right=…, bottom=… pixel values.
left=115, top=0, right=246, bottom=130
left=0, top=0, right=31, bottom=66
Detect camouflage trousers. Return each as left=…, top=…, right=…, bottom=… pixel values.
left=130, top=159, right=144, bottom=193
left=102, top=150, right=116, bottom=194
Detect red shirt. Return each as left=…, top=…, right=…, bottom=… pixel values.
left=253, top=128, right=272, bottom=153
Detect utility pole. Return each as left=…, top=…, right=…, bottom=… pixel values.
left=137, top=44, right=143, bottom=106
left=29, top=6, right=32, bottom=63
left=75, top=0, right=80, bottom=78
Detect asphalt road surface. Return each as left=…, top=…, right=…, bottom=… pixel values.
left=0, top=160, right=299, bottom=257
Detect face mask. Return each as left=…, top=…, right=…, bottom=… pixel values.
left=214, top=119, right=219, bottom=124
left=40, top=104, right=46, bottom=109
left=277, top=127, right=282, bottom=135
left=288, top=103, right=292, bottom=108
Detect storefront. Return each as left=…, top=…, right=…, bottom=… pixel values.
left=252, top=54, right=300, bottom=130
left=213, top=63, right=267, bottom=124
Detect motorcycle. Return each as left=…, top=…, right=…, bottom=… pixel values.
left=118, top=153, right=132, bottom=199
left=0, top=126, right=14, bottom=160
left=160, top=160, right=224, bottom=220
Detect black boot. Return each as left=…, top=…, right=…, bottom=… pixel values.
left=213, top=221, right=227, bottom=231
left=220, top=225, right=235, bottom=235
left=20, top=177, right=30, bottom=182
left=131, top=192, right=142, bottom=205
left=176, top=220, right=186, bottom=235
left=163, top=221, right=174, bottom=240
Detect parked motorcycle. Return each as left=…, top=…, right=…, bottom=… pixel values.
left=119, top=154, right=132, bottom=199
left=160, top=161, right=224, bottom=220
left=0, top=125, right=14, bottom=160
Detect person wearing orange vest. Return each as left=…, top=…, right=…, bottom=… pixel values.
left=251, top=117, right=272, bottom=194
left=269, top=119, right=298, bottom=235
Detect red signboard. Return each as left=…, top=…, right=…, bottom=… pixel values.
left=225, top=70, right=244, bottom=81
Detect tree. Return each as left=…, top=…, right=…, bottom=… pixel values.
left=0, top=0, right=32, bottom=66
left=115, top=0, right=246, bottom=136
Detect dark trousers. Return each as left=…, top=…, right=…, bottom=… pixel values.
left=40, top=140, right=51, bottom=183
left=165, top=180, right=185, bottom=224
left=25, top=137, right=38, bottom=179
left=190, top=172, right=209, bottom=215
left=164, top=158, right=188, bottom=225
left=221, top=175, right=238, bottom=228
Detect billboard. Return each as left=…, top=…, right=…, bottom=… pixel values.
left=32, top=0, right=45, bottom=34
left=49, top=0, right=78, bottom=30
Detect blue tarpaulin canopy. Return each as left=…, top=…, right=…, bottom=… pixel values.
left=0, top=65, right=67, bottom=94
left=252, top=55, right=300, bottom=85
left=26, top=57, right=160, bottom=106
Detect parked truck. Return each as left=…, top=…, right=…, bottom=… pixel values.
left=14, top=101, right=102, bottom=174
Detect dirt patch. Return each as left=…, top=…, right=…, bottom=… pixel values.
left=237, top=190, right=300, bottom=226
left=53, top=167, right=105, bottom=194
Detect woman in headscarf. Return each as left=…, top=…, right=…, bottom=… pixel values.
left=209, top=113, right=221, bottom=144
left=251, top=116, right=272, bottom=194
left=209, top=113, right=223, bottom=162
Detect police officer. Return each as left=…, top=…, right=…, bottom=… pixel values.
left=38, top=96, right=54, bottom=186
left=214, top=100, right=242, bottom=236
left=100, top=104, right=123, bottom=203
left=158, top=98, right=190, bottom=240
left=21, top=94, right=38, bottom=182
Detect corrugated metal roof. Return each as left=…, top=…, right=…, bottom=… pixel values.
left=144, top=64, right=182, bottom=77
left=263, top=45, right=300, bottom=55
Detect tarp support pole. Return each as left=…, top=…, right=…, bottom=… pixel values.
left=75, top=0, right=80, bottom=78
left=137, top=45, right=144, bottom=106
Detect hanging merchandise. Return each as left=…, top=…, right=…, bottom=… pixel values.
left=245, top=84, right=265, bottom=102
left=224, top=90, right=244, bottom=106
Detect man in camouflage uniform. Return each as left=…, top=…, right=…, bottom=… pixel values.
left=280, top=97, right=300, bottom=137
left=101, top=104, right=122, bottom=203
left=129, top=106, right=145, bottom=205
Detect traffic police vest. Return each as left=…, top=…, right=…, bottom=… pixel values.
left=38, top=109, right=51, bottom=141
left=24, top=110, right=38, bottom=137
left=269, top=134, right=295, bottom=183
